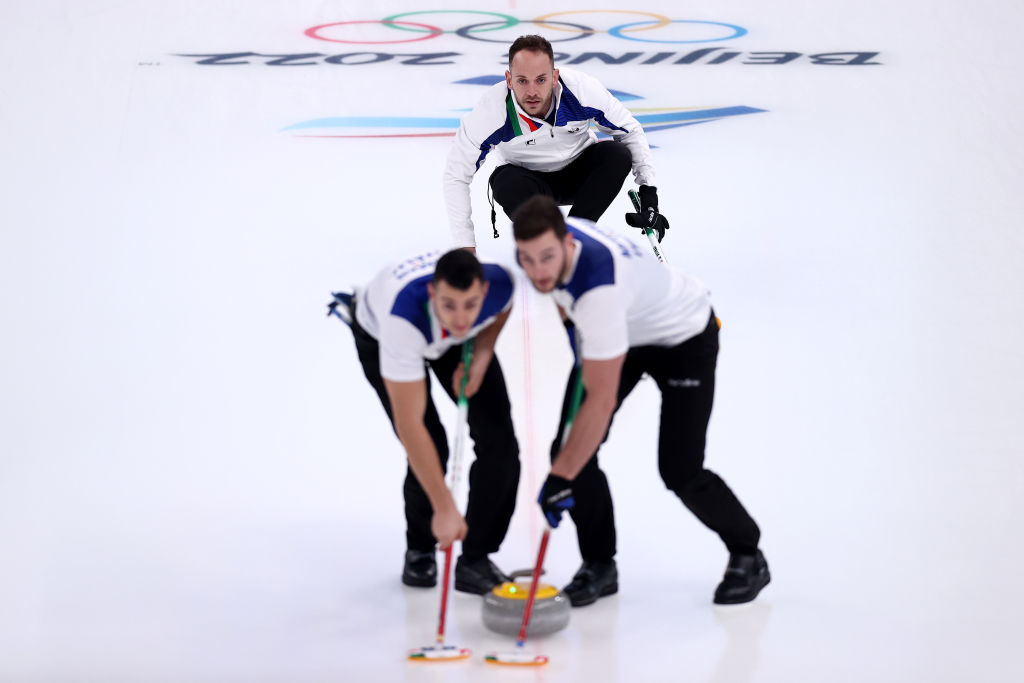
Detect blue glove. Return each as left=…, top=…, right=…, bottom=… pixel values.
left=538, top=474, right=575, bottom=528
left=625, top=185, right=670, bottom=242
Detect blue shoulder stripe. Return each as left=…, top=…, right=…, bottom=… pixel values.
left=389, top=274, right=433, bottom=343
left=561, top=227, right=616, bottom=300
left=475, top=264, right=514, bottom=323
left=556, top=80, right=628, bottom=134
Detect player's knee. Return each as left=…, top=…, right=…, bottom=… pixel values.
left=490, top=165, right=547, bottom=206
left=573, top=457, right=608, bottom=486
left=663, top=466, right=718, bottom=499
left=598, top=141, right=632, bottom=175
left=475, top=431, right=519, bottom=460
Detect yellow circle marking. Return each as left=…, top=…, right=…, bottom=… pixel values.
left=534, top=10, right=671, bottom=35
left=492, top=582, right=560, bottom=600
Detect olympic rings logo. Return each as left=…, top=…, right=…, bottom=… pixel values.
left=304, top=10, right=747, bottom=45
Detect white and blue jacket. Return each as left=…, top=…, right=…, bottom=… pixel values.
left=550, top=219, right=711, bottom=360
left=444, top=68, right=657, bottom=247
left=355, top=251, right=516, bottom=381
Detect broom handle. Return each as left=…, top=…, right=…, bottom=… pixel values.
left=436, top=545, right=454, bottom=643
left=436, top=340, right=475, bottom=644
left=515, top=526, right=552, bottom=647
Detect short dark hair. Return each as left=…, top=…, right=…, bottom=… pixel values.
left=508, top=35, right=554, bottom=69
left=434, top=249, right=484, bottom=290
left=512, top=195, right=567, bottom=242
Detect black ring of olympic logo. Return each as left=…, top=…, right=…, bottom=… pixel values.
left=455, top=20, right=594, bottom=43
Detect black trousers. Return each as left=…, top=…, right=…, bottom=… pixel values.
left=489, top=140, right=632, bottom=221
left=351, top=317, right=520, bottom=558
left=550, top=312, right=761, bottom=562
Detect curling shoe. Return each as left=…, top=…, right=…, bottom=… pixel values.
left=713, top=549, right=770, bottom=605
left=454, top=556, right=510, bottom=594
left=563, top=560, right=618, bottom=607
left=401, top=549, right=437, bottom=588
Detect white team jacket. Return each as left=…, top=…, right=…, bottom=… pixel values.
left=443, top=68, right=656, bottom=247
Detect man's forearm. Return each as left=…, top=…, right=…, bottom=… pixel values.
left=396, top=420, right=455, bottom=514
left=550, top=392, right=617, bottom=480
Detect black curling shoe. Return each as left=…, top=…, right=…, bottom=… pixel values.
left=713, top=549, right=771, bottom=604
left=454, top=556, right=510, bottom=594
left=401, top=549, right=437, bottom=588
left=563, top=560, right=618, bottom=607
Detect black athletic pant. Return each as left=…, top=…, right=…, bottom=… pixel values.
left=550, top=312, right=761, bottom=562
left=489, top=140, right=632, bottom=222
left=350, top=317, right=520, bottom=559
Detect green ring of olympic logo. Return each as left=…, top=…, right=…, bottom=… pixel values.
left=380, top=10, right=519, bottom=34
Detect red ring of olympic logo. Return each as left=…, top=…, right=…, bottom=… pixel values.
left=304, top=20, right=443, bottom=44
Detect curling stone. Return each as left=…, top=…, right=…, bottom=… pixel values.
left=481, top=569, right=570, bottom=636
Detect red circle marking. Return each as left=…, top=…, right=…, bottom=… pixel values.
left=304, top=20, right=443, bottom=44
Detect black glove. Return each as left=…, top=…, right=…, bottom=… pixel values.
left=537, top=474, right=575, bottom=528
left=625, top=185, right=670, bottom=242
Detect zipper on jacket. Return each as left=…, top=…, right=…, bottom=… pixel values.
left=550, top=81, right=562, bottom=137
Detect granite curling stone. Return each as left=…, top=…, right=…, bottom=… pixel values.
left=481, top=571, right=570, bottom=636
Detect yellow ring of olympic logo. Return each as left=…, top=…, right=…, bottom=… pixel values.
left=533, top=10, right=671, bottom=35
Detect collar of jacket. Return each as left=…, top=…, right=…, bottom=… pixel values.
left=504, top=78, right=565, bottom=136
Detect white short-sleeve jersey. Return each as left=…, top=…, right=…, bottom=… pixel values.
left=549, top=219, right=712, bottom=360
left=355, top=251, right=516, bottom=382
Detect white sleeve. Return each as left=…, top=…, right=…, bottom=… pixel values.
left=444, top=84, right=512, bottom=248
left=577, top=72, right=657, bottom=188
left=572, top=285, right=629, bottom=360
left=378, top=318, right=428, bottom=382
left=443, top=120, right=482, bottom=248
